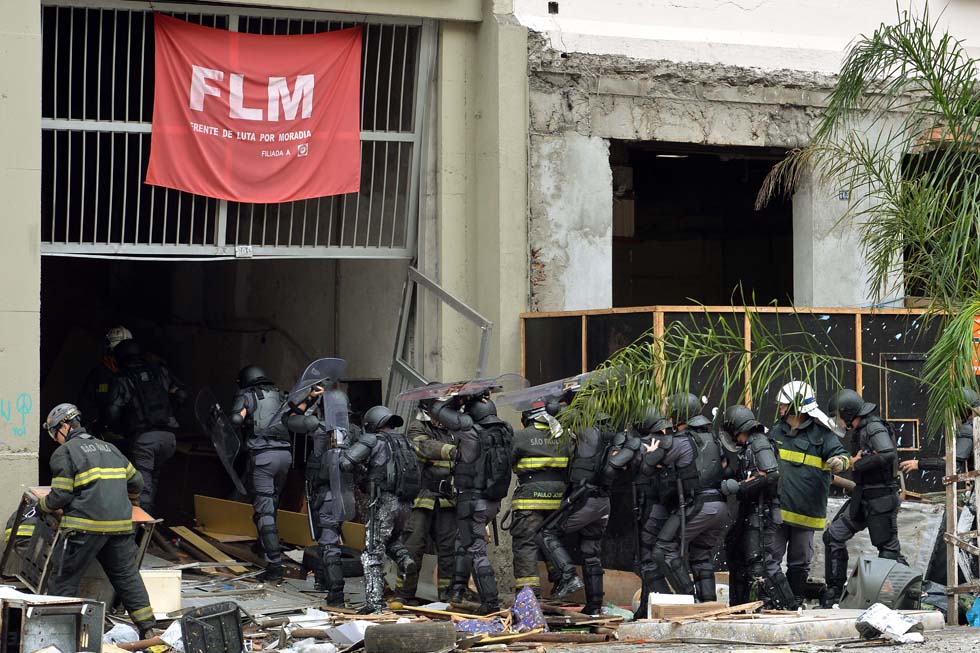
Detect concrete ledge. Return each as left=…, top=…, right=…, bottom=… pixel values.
left=618, top=609, right=945, bottom=644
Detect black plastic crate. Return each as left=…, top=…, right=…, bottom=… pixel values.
left=181, top=602, right=244, bottom=653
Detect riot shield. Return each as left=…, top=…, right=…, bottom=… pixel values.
left=320, top=389, right=351, bottom=436
left=194, top=388, right=248, bottom=496
left=324, top=449, right=357, bottom=521
left=495, top=372, right=594, bottom=412
left=270, top=358, right=348, bottom=427
left=396, top=373, right=528, bottom=403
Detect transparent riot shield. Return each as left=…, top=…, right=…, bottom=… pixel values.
left=194, top=388, right=248, bottom=496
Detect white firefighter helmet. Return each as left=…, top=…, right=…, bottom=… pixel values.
left=777, top=380, right=840, bottom=434
left=105, top=325, right=133, bottom=351
left=777, top=381, right=818, bottom=413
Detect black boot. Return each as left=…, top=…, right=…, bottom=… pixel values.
left=474, top=567, right=501, bottom=614
left=663, top=556, right=695, bottom=596
left=325, top=556, right=346, bottom=607
left=258, top=562, right=284, bottom=585
left=582, top=566, right=604, bottom=616
left=765, top=571, right=799, bottom=610
left=543, top=539, right=584, bottom=600
left=633, top=569, right=669, bottom=620
left=445, top=554, right=471, bottom=604
left=786, top=567, right=808, bottom=608
left=821, top=550, right=848, bottom=608
left=693, top=570, right=716, bottom=603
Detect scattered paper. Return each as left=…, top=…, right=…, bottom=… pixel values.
left=324, top=620, right=375, bottom=647
left=855, top=603, right=925, bottom=644
left=160, top=619, right=186, bottom=652
left=103, top=623, right=139, bottom=646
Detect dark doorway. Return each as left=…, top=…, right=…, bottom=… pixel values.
left=611, top=141, right=793, bottom=307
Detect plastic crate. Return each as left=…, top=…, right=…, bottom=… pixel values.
left=180, top=602, right=244, bottom=653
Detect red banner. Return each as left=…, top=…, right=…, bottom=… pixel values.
left=146, top=15, right=362, bottom=203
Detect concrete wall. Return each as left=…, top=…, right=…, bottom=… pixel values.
left=0, top=1, right=41, bottom=515
left=529, top=133, right=611, bottom=311
left=526, top=32, right=907, bottom=309
left=516, top=0, right=980, bottom=73
left=209, top=0, right=483, bottom=22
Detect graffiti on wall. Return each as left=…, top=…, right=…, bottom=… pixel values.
left=0, top=394, right=33, bottom=436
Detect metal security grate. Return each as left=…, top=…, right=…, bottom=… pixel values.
left=40, top=1, right=434, bottom=258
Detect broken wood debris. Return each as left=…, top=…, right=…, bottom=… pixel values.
left=668, top=600, right=764, bottom=624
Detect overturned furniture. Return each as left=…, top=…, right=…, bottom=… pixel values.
left=0, top=488, right=158, bottom=603
left=0, top=585, right=104, bottom=653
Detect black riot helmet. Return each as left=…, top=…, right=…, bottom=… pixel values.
left=665, top=393, right=703, bottom=426
left=113, top=339, right=143, bottom=366
left=723, top=405, right=763, bottom=436
left=467, top=399, right=498, bottom=423
left=960, top=386, right=980, bottom=420
left=828, top=389, right=876, bottom=423
left=238, top=365, right=273, bottom=389
left=363, top=405, right=404, bottom=432
left=639, top=406, right=670, bottom=435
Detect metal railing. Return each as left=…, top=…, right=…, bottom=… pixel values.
left=386, top=267, right=494, bottom=423
left=40, top=1, right=435, bottom=259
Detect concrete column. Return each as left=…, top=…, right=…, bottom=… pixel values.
left=793, top=165, right=904, bottom=308
left=528, top=133, right=613, bottom=311
left=0, top=1, right=41, bottom=514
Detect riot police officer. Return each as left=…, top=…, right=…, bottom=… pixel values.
left=509, top=401, right=572, bottom=597
left=768, top=381, right=849, bottom=606
left=106, top=339, right=187, bottom=514
left=79, top=325, right=131, bottom=438
left=648, top=393, right=729, bottom=602
left=720, top=405, right=797, bottom=609
left=342, top=406, right=420, bottom=614
left=822, top=389, right=905, bottom=607
left=538, top=413, right=640, bottom=614
left=900, top=386, right=979, bottom=476
left=229, top=365, right=291, bottom=583
left=397, top=397, right=458, bottom=603
left=632, top=406, right=673, bottom=619
left=310, top=387, right=357, bottom=606
left=444, top=398, right=513, bottom=613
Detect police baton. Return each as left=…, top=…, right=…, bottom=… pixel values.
left=540, top=484, right=590, bottom=532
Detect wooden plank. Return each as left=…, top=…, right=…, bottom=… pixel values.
left=855, top=313, right=863, bottom=394
left=944, top=533, right=980, bottom=556
left=194, top=494, right=365, bottom=550
left=668, top=601, right=763, bottom=624
left=199, top=529, right=255, bottom=543
left=650, top=602, right=724, bottom=620
left=744, top=312, right=752, bottom=407
left=404, top=605, right=487, bottom=620
left=580, top=315, right=587, bottom=374
left=943, top=469, right=980, bottom=484
left=946, top=431, right=958, bottom=623
left=519, top=306, right=928, bottom=319
left=946, top=581, right=980, bottom=595
left=171, top=526, right=247, bottom=573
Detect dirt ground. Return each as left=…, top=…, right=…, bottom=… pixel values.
left=545, top=625, right=980, bottom=653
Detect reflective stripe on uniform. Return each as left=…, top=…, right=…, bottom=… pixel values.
left=125, top=463, right=137, bottom=479
left=430, top=460, right=451, bottom=468
left=512, top=499, right=561, bottom=510
left=778, top=449, right=832, bottom=471
left=60, top=516, right=133, bottom=533
left=413, top=497, right=454, bottom=510
left=515, top=576, right=540, bottom=587
left=3, top=525, right=35, bottom=540
left=781, top=509, right=826, bottom=529
left=130, top=606, right=154, bottom=622
left=437, top=578, right=450, bottom=589
left=51, top=476, right=74, bottom=491
left=74, top=466, right=132, bottom=487
left=515, top=457, right=568, bottom=470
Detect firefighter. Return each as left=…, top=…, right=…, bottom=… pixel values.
left=768, top=381, right=850, bottom=606
left=40, top=403, right=156, bottom=638
left=509, top=401, right=571, bottom=596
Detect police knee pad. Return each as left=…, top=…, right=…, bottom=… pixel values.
left=822, top=529, right=835, bottom=546
left=879, top=550, right=900, bottom=561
